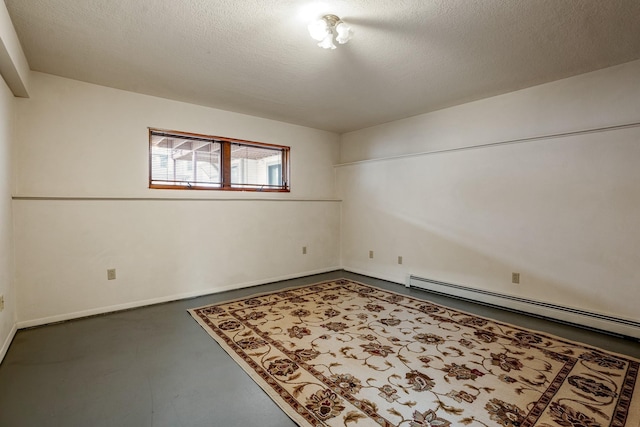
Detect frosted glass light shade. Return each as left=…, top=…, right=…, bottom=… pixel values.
left=335, top=22, right=352, bottom=44
left=318, top=34, right=337, bottom=49
left=308, top=19, right=329, bottom=41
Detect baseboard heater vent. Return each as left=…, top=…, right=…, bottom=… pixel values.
left=408, top=275, right=640, bottom=341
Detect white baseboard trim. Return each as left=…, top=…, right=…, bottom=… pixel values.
left=409, top=275, right=640, bottom=340
left=0, top=323, right=17, bottom=364
left=16, top=266, right=341, bottom=329
left=342, top=267, right=405, bottom=286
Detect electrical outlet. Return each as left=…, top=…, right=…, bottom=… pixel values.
left=0, top=295, right=4, bottom=311
left=107, top=269, right=116, bottom=280
left=302, top=246, right=307, bottom=255
left=512, top=272, right=520, bottom=284
left=369, top=250, right=374, bottom=259
left=398, top=256, right=403, bottom=265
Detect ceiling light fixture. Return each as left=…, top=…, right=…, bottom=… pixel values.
left=308, top=14, right=352, bottom=49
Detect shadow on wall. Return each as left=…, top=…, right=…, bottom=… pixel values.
left=338, top=128, right=640, bottom=322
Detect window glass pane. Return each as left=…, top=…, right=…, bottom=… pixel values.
left=268, top=164, right=282, bottom=186
left=230, top=143, right=283, bottom=188
left=150, top=133, right=221, bottom=187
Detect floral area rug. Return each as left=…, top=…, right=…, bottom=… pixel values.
left=188, top=279, right=640, bottom=427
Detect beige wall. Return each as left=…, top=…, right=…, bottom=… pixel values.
left=0, top=76, right=16, bottom=357
left=8, top=57, right=640, bottom=334
left=13, top=72, right=341, bottom=326
left=338, top=60, right=640, bottom=322
left=340, top=60, right=640, bottom=164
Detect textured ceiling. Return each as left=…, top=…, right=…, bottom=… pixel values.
left=5, top=0, right=640, bottom=133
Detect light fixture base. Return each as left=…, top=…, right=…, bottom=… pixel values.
left=322, top=14, right=341, bottom=27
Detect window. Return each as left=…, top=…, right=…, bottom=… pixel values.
left=149, top=129, right=289, bottom=191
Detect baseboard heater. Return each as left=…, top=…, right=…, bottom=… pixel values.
left=408, top=275, right=640, bottom=341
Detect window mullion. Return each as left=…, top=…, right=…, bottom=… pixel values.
left=222, top=141, right=231, bottom=188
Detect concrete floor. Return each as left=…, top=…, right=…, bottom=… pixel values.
left=1, top=270, right=638, bottom=427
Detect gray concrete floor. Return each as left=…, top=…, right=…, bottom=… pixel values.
left=0, top=271, right=638, bottom=427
